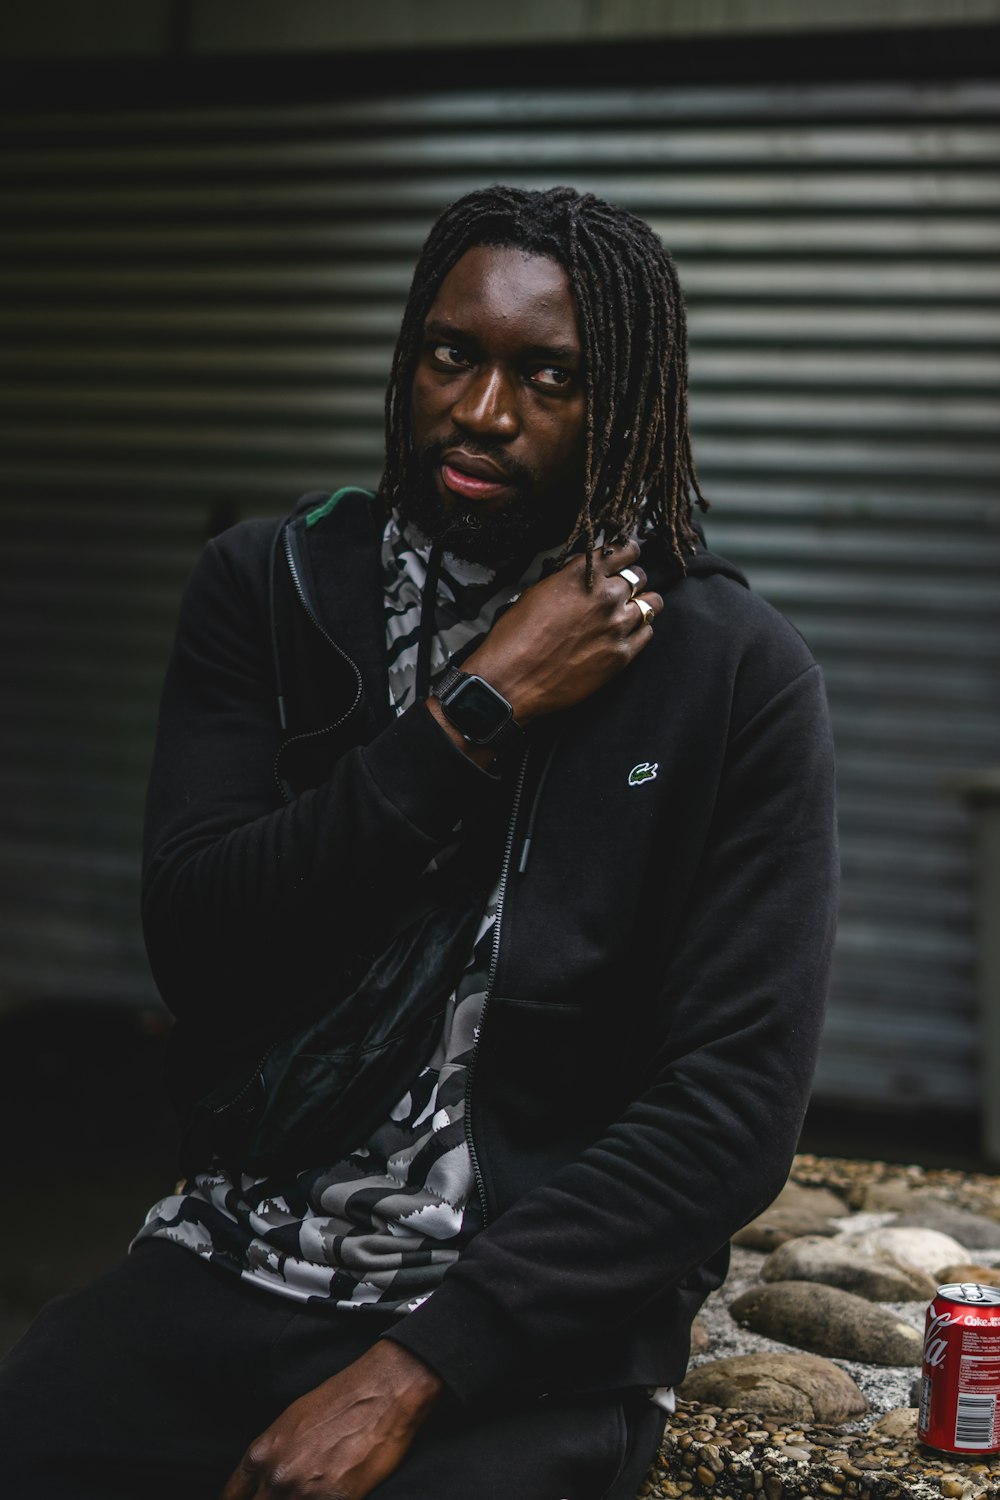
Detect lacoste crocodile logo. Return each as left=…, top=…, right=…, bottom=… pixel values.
left=628, top=762, right=658, bottom=787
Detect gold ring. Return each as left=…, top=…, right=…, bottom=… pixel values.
left=629, top=596, right=655, bottom=627
left=618, top=567, right=641, bottom=600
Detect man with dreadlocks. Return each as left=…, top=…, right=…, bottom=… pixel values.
left=0, top=187, right=837, bottom=1500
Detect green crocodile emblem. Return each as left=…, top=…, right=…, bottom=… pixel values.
left=628, top=761, right=658, bottom=787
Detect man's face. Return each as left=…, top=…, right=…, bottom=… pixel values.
left=404, top=244, right=586, bottom=566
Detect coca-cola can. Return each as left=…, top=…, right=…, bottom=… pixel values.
left=918, top=1283, right=1000, bottom=1455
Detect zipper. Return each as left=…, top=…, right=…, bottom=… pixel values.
left=517, top=733, right=559, bottom=875
left=210, top=1041, right=278, bottom=1116
left=463, top=746, right=530, bottom=1228
left=272, top=523, right=365, bottom=803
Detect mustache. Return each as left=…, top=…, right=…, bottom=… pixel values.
left=419, top=434, right=535, bottom=491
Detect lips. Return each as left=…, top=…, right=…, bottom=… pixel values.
left=440, top=449, right=514, bottom=503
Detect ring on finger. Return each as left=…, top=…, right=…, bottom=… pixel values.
left=618, top=567, right=642, bottom=600
left=628, top=596, right=655, bottom=628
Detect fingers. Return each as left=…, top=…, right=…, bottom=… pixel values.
left=625, top=589, right=663, bottom=632
left=595, top=537, right=641, bottom=575
left=218, top=1457, right=253, bottom=1499
left=219, top=1447, right=261, bottom=1500
left=587, top=540, right=661, bottom=632
left=614, top=564, right=646, bottom=600
left=556, top=538, right=639, bottom=588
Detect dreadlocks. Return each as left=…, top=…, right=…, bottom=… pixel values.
left=379, top=184, right=707, bottom=577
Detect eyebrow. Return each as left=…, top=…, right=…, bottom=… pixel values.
left=423, top=319, right=581, bottom=365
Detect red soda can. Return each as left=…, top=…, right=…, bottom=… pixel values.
left=918, top=1283, right=1000, bottom=1455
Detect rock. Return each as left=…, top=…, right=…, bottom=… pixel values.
left=834, top=1226, right=969, bottom=1279
left=870, top=1407, right=918, bottom=1439
left=729, top=1282, right=924, bottom=1365
left=893, top=1203, right=1000, bottom=1250
left=760, top=1235, right=936, bottom=1302
left=732, top=1210, right=840, bottom=1251
left=679, top=1351, right=867, bottom=1423
left=690, top=1315, right=710, bottom=1355
left=860, top=1182, right=952, bottom=1214
left=935, top=1262, right=1000, bottom=1289
left=732, top=1181, right=850, bottom=1249
left=772, top=1180, right=849, bottom=1217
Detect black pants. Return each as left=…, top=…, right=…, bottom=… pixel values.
left=0, top=1240, right=665, bottom=1499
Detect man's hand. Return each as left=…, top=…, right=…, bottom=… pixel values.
left=219, top=1340, right=443, bottom=1500
left=462, top=539, right=662, bottom=723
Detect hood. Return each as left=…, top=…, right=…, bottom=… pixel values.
left=640, top=519, right=749, bottom=595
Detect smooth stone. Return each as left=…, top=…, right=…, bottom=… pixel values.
left=760, top=1235, right=936, bottom=1302
left=893, top=1203, right=1000, bottom=1250
left=871, top=1407, right=919, bottom=1439
left=834, top=1226, right=969, bottom=1279
left=732, top=1182, right=850, bottom=1249
left=679, top=1351, right=867, bottom=1423
left=772, top=1181, right=850, bottom=1217
left=690, top=1315, right=711, bottom=1354
left=935, top=1262, right=1000, bottom=1289
left=729, top=1282, right=925, bottom=1365
left=861, top=1182, right=952, bottom=1214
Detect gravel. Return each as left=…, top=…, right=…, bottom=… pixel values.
left=636, top=1155, right=1000, bottom=1500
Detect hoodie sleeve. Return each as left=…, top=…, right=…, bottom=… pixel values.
left=387, top=657, right=838, bottom=1401
left=141, top=527, right=502, bottom=1028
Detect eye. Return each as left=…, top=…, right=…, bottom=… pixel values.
left=531, top=365, right=576, bottom=389
left=429, top=343, right=471, bottom=370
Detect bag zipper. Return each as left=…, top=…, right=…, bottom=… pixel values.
left=209, top=1040, right=278, bottom=1116
left=272, top=522, right=364, bottom=803
left=463, top=746, right=530, bottom=1228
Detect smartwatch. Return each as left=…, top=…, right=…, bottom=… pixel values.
left=433, top=665, right=524, bottom=754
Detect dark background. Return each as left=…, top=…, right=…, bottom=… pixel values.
left=2, top=2, right=999, bottom=1353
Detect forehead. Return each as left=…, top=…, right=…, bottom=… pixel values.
left=425, top=245, right=580, bottom=350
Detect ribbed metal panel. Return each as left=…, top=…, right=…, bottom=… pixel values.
left=2, top=79, right=998, bottom=1114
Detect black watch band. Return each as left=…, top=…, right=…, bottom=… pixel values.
left=433, top=666, right=524, bottom=753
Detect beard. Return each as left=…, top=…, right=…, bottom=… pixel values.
left=398, top=436, right=581, bottom=568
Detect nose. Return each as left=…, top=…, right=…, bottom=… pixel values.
left=450, top=364, right=518, bottom=440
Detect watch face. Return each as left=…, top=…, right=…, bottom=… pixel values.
left=444, top=676, right=512, bottom=743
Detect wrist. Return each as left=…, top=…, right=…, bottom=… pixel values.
left=371, top=1338, right=444, bottom=1418
left=460, top=649, right=537, bottom=725
left=431, top=665, right=525, bottom=756
left=425, top=696, right=496, bottom=768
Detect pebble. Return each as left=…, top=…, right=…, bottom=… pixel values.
left=760, top=1235, right=937, bottom=1303
left=893, top=1204, right=1000, bottom=1251
left=690, top=1317, right=711, bottom=1355
left=681, top=1352, right=867, bottom=1424
left=729, top=1282, right=924, bottom=1365
left=637, top=1155, right=1000, bottom=1500
left=733, top=1183, right=850, bottom=1250
left=833, top=1226, right=971, bottom=1280
left=639, top=1397, right=1000, bottom=1499
left=774, top=1181, right=851, bottom=1217
left=734, top=1209, right=844, bottom=1251
left=935, top=1262, right=1000, bottom=1290
left=793, top=1155, right=1000, bottom=1220
left=861, top=1182, right=957, bottom=1214
left=870, top=1408, right=918, bottom=1440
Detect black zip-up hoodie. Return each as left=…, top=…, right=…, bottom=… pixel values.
left=142, top=488, right=838, bottom=1405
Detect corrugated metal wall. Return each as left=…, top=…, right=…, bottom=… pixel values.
left=2, top=79, right=998, bottom=1111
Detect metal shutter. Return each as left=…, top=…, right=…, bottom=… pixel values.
left=2, top=79, right=998, bottom=1113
